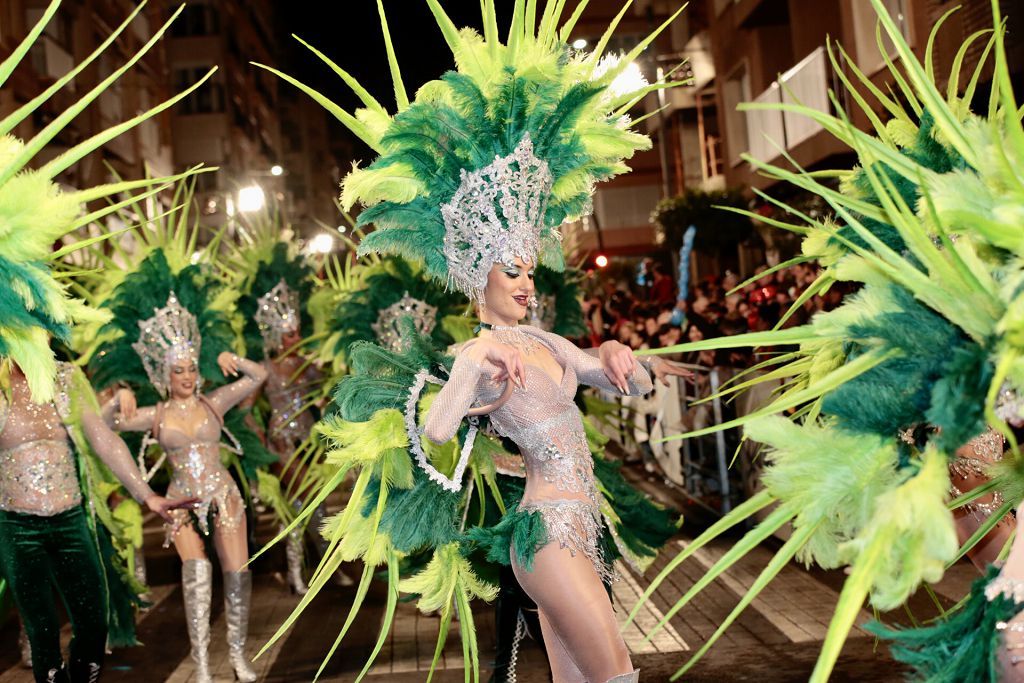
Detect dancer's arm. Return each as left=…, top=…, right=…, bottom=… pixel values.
left=581, top=347, right=692, bottom=387
left=81, top=407, right=155, bottom=503
left=423, top=340, right=522, bottom=445
left=81, top=405, right=194, bottom=520
left=543, top=332, right=652, bottom=395
left=101, top=388, right=157, bottom=432
left=206, top=352, right=269, bottom=416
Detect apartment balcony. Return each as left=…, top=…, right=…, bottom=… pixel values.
left=744, top=46, right=831, bottom=163
left=28, top=34, right=74, bottom=82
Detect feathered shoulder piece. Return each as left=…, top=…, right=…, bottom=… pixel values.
left=256, top=0, right=687, bottom=301
left=0, top=0, right=215, bottom=401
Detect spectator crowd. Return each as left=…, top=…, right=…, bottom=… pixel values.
left=580, top=258, right=848, bottom=370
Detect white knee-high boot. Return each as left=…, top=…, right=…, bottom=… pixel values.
left=182, top=559, right=213, bottom=683
left=223, top=570, right=258, bottom=682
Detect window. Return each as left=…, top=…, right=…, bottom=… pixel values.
left=850, top=0, right=912, bottom=75
left=722, top=64, right=751, bottom=166
left=171, top=5, right=220, bottom=37
left=173, top=67, right=224, bottom=114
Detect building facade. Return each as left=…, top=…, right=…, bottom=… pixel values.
left=0, top=0, right=348, bottom=243
left=0, top=0, right=176, bottom=190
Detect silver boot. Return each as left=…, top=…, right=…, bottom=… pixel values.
left=224, top=570, right=258, bottom=682
left=285, top=525, right=309, bottom=595
left=182, top=558, right=213, bottom=683
left=605, top=670, right=640, bottom=683
left=18, top=623, right=31, bottom=669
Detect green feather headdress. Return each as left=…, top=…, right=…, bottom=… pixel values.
left=89, top=250, right=237, bottom=406
left=237, top=243, right=316, bottom=361
left=256, top=0, right=688, bottom=301
left=0, top=0, right=215, bottom=401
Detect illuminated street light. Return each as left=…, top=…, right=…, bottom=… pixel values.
left=572, top=38, right=588, bottom=49
left=270, top=164, right=284, bottom=176
left=593, top=54, right=648, bottom=98
left=308, top=233, right=335, bottom=254
left=237, top=185, right=265, bottom=213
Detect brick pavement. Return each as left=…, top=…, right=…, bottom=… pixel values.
left=0, top=465, right=969, bottom=682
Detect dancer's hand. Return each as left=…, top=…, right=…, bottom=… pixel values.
left=218, top=351, right=240, bottom=377
left=648, top=357, right=694, bottom=387
left=145, top=494, right=199, bottom=523
left=598, top=340, right=636, bottom=394
left=467, top=339, right=526, bottom=389
left=117, top=388, right=138, bottom=419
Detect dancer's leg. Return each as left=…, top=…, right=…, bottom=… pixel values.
left=48, top=509, right=108, bottom=681
left=0, top=510, right=65, bottom=682
left=536, top=609, right=585, bottom=683
left=211, top=494, right=250, bottom=573
left=512, top=544, right=632, bottom=682
left=173, top=525, right=213, bottom=683
left=212, top=496, right=258, bottom=682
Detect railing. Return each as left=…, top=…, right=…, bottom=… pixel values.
left=746, top=83, right=785, bottom=165
left=745, top=46, right=830, bottom=161
left=598, top=364, right=751, bottom=515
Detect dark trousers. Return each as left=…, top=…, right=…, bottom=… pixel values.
left=0, top=506, right=108, bottom=683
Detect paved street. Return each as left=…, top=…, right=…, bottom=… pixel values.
left=0, top=462, right=976, bottom=682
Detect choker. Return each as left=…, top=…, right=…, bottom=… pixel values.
left=476, top=322, right=540, bottom=354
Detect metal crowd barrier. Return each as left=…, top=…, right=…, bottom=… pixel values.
left=599, top=363, right=755, bottom=515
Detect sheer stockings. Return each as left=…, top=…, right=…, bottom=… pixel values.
left=171, top=492, right=249, bottom=572
left=512, top=543, right=632, bottom=682
left=999, top=611, right=1024, bottom=682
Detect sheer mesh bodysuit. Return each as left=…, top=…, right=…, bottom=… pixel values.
left=106, top=363, right=264, bottom=544
left=263, top=357, right=318, bottom=459
left=0, top=363, right=152, bottom=516
left=425, top=326, right=651, bottom=682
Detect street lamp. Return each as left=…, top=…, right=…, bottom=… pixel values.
left=610, top=60, right=647, bottom=98
left=308, top=233, right=335, bottom=254
left=270, top=164, right=284, bottom=176
left=237, top=185, right=265, bottom=213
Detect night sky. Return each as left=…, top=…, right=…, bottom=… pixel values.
left=272, top=1, right=516, bottom=161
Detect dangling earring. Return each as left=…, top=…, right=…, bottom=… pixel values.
left=528, top=295, right=538, bottom=309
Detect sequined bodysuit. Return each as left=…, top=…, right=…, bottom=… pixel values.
left=424, top=326, right=652, bottom=581
left=263, top=357, right=319, bottom=458
left=0, top=363, right=152, bottom=516
left=105, top=360, right=266, bottom=544
left=950, top=429, right=1008, bottom=524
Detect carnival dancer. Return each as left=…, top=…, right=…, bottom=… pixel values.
left=0, top=359, right=192, bottom=683
left=252, top=2, right=690, bottom=680
left=99, top=292, right=267, bottom=683
left=248, top=272, right=354, bottom=593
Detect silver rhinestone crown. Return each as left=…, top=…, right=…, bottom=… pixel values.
left=372, top=292, right=437, bottom=353
left=440, top=134, right=557, bottom=301
left=255, top=279, right=300, bottom=354
left=132, top=292, right=202, bottom=397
